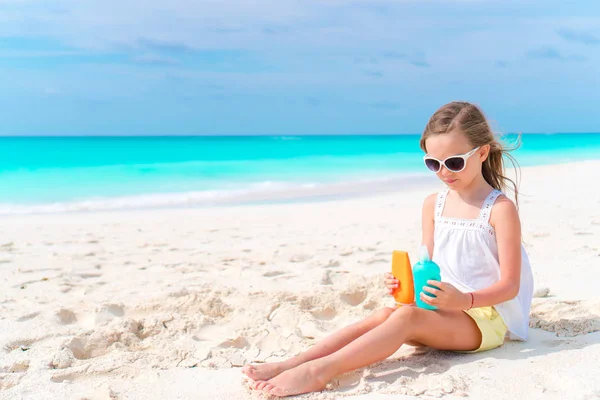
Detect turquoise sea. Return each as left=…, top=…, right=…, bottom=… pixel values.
left=1, top=134, right=599, bottom=214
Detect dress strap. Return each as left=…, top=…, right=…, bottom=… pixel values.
left=478, top=189, right=503, bottom=223
left=434, top=188, right=449, bottom=222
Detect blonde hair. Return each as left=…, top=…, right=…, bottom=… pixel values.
left=420, top=101, right=521, bottom=206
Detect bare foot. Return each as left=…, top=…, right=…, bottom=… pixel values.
left=242, top=361, right=287, bottom=381
left=254, top=361, right=331, bottom=397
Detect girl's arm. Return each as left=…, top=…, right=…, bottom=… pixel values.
left=421, top=193, right=437, bottom=258
left=469, top=195, right=522, bottom=307
left=385, top=194, right=436, bottom=299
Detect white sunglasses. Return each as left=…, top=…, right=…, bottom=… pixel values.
left=423, top=147, right=480, bottom=173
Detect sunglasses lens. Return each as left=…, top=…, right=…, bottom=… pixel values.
left=445, top=157, right=465, bottom=172
left=424, top=158, right=440, bottom=172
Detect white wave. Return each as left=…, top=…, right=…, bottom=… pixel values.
left=269, top=136, right=302, bottom=140
left=0, top=173, right=435, bottom=216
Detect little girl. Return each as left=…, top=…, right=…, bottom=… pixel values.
left=243, top=101, right=534, bottom=397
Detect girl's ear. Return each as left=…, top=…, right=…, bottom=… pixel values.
left=480, top=144, right=491, bottom=162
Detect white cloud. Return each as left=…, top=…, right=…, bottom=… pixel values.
left=1, top=0, right=579, bottom=53
left=44, top=86, right=59, bottom=95
left=0, top=50, right=82, bottom=58
left=0, top=0, right=598, bottom=95
left=131, top=54, right=180, bottom=66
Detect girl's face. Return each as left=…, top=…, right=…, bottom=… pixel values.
left=424, top=130, right=488, bottom=190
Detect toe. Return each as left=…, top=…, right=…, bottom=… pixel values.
left=256, top=381, right=270, bottom=391
left=242, top=365, right=256, bottom=378
left=269, top=385, right=287, bottom=397
left=261, top=383, right=275, bottom=395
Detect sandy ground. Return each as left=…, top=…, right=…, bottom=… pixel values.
left=1, top=160, right=600, bottom=400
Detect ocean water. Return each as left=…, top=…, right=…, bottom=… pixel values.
left=1, top=134, right=599, bottom=214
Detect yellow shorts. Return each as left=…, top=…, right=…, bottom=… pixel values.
left=459, top=306, right=508, bottom=353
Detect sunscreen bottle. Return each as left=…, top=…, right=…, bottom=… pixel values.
left=413, top=245, right=441, bottom=311
left=391, top=251, right=415, bottom=306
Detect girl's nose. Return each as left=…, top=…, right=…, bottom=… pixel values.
left=439, top=165, right=452, bottom=177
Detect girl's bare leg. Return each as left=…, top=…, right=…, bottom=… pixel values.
left=242, top=307, right=396, bottom=381
left=254, top=306, right=482, bottom=397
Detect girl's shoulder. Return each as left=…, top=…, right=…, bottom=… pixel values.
left=488, top=193, right=520, bottom=227
left=423, top=192, right=438, bottom=207
left=422, top=192, right=439, bottom=217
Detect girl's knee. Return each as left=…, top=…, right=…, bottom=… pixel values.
left=372, top=307, right=395, bottom=324
left=388, top=305, right=422, bottom=324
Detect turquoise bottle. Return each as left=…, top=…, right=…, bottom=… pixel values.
left=413, top=245, right=441, bottom=310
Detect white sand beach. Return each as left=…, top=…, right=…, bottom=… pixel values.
left=1, top=160, right=600, bottom=400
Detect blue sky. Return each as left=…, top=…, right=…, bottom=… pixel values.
left=1, top=0, right=599, bottom=135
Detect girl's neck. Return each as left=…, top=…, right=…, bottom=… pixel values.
left=453, top=174, right=493, bottom=203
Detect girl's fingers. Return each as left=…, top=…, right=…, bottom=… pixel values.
left=420, top=292, right=437, bottom=305
left=422, top=286, right=439, bottom=295
left=427, top=280, right=443, bottom=290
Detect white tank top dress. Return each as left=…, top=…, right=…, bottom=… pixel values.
left=432, top=188, right=534, bottom=341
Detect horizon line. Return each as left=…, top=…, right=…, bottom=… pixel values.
left=1, top=132, right=599, bottom=138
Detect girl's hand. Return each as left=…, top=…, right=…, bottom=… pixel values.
left=420, top=281, right=471, bottom=311
left=383, top=272, right=399, bottom=295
